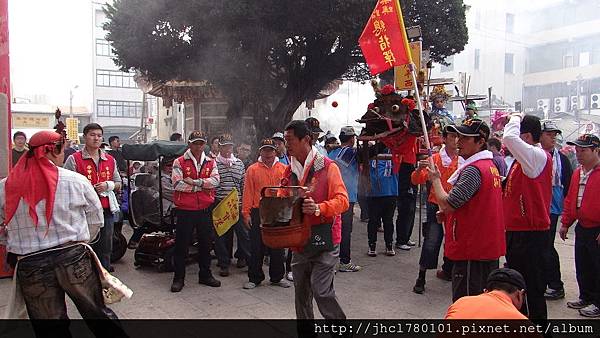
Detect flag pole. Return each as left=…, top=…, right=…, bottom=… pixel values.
left=409, top=63, right=432, bottom=153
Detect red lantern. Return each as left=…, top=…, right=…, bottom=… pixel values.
left=332, top=101, right=338, bottom=108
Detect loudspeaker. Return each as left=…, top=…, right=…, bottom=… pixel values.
left=590, top=93, right=600, bottom=109
left=554, top=97, right=567, bottom=113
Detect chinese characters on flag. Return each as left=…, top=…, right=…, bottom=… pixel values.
left=212, top=188, right=240, bottom=237
left=358, top=0, right=412, bottom=76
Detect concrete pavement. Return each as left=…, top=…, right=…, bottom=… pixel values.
left=0, top=205, right=583, bottom=319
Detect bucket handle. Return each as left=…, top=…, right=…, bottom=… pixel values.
left=260, top=186, right=307, bottom=198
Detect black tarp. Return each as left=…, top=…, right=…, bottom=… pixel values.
left=122, top=141, right=187, bottom=161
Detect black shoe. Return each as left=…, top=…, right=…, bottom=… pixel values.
left=219, top=266, right=230, bottom=277
left=413, top=278, right=425, bottom=294
left=544, top=288, right=565, bottom=300
left=107, top=266, right=115, bottom=273
left=199, top=275, right=221, bottom=287
left=236, top=258, right=247, bottom=269
left=171, top=279, right=184, bottom=292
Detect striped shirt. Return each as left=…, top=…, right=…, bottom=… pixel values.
left=577, top=168, right=593, bottom=208
left=215, top=158, right=245, bottom=204
left=0, top=168, right=104, bottom=255
left=447, top=166, right=482, bottom=210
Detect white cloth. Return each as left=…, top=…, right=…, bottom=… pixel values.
left=290, top=147, right=317, bottom=183
left=502, top=115, right=549, bottom=179
left=447, top=150, right=493, bottom=185
left=440, top=146, right=465, bottom=168
left=216, top=153, right=236, bottom=167
left=0, top=168, right=104, bottom=255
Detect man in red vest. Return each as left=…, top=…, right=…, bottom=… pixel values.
left=64, top=123, right=121, bottom=272
left=502, top=114, right=553, bottom=320
left=559, top=134, right=600, bottom=318
left=283, top=120, right=349, bottom=322
left=428, top=119, right=505, bottom=302
left=170, top=130, right=221, bottom=292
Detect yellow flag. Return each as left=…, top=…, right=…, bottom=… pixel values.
left=212, top=188, right=239, bottom=237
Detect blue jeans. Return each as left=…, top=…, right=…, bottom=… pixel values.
left=16, top=245, right=125, bottom=337
left=418, top=203, right=444, bottom=269
left=92, top=210, right=114, bottom=269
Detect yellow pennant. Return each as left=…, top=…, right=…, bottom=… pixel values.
left=212, top=188, right=239, bottom=237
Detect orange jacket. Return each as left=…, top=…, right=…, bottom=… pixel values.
left=241, top=160, right=287, bottom=218
left=445, top=290, right=527, bottom=320
left=411, top=151, right=459, bottom=204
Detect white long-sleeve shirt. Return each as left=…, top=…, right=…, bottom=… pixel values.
left=502, top=115, right=549, bottom=179
left=0, top=168, right=104, bottom=255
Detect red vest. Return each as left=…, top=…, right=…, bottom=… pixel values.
left=72, top=151, right=116, bottom=209
left=173, top=156, right=216, bottom=211
left=444, top=159, right=505, bottom=261
left=503, top=152, right=552, bottom=231
left=283, top=156, right=342, bottom=246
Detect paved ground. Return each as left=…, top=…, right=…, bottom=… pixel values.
left=0, top=205, right=583, bottom=319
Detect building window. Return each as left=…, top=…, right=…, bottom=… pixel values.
left=96, top=39, right=114, bottom=57
left=579, top=52, right=590, bottom=67
left=474, top=49, right=480, bottom=70
left=97, top=100, right=143, bottom=118
left=96, top=69, right=137, bottom=88
left=440, top=55, right=454, bottom=72
left=504, top=53, right=514, bottom=74
left=505, top=13, right=514, bottom=33
left=563, top=54, right=574, bottom=68
left=95, top=9, right=106, bottom=28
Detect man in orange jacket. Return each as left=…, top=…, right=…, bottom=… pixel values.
left=445, top=268, right=528, bottom=319
left=242, top=138, right=291, bottom=290
left=412, top=128, right=461, bottom=294
left=283, top=120, right=349, bottom=322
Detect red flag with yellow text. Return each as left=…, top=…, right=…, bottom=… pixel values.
left=359, top=0, right=412, bottom=76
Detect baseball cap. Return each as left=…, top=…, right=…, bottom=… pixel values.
left=305, top=117, right=324, bottom=133
left=445, top=118, right=490, bottom=140
left=487, top=268, right=526, bottom=291
left=541, top=120, right=562, bottom=134
left=218, top=134, right=234, bottom=146
left=272, top=132, right=284, bottom=141
left=339, top=126, right=356, bottom=137
left=259, top=138, right=277, bottom=150
left=188, top=130, right=207, bottom=143
left=324, top=131, right=336, bottom=141
left=567, top=134, right=600, bottom=148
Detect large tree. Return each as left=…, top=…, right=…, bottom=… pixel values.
left=104, top=0, right=468, bottom=141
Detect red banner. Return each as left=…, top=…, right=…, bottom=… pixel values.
left=359, top=0, right=412, bottom=76
left=1, top=0, right=10, bottom=177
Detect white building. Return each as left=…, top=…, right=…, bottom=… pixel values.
left=92, top=1, right=152, bottom=142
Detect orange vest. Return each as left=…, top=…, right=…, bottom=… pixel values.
left=73, top=151, right=116, bottom=209
left=173, top=156, right=216, bottom=211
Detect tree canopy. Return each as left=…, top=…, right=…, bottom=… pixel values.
left=104, top=0, right=468, bottom=140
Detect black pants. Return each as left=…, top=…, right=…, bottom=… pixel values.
left=367, top=196, right=395, bottom=248
left=248, top=208, right=285, bottom=284
left=173, top=209, right=214, bottom=280
left=339, top=202, right=355, bottom=264
left=574, top=224, right=600, bottom=307
left=506, top=230, right=548, bottom=320
left=395, top=163, right=417, bottom=245
left=16, top=245, right=125, bottom=338
left=357, top=195, right=369, bottom=220
left=542, top=213, right=564, bottom=290
left=451, top=259, right=498, bottom=302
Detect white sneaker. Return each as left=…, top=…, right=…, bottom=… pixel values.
left=407, top=240, right=416, bottom=246
left=398, top=244, right=411, bottom=251
left=285, top=271, right=294, bottom=281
